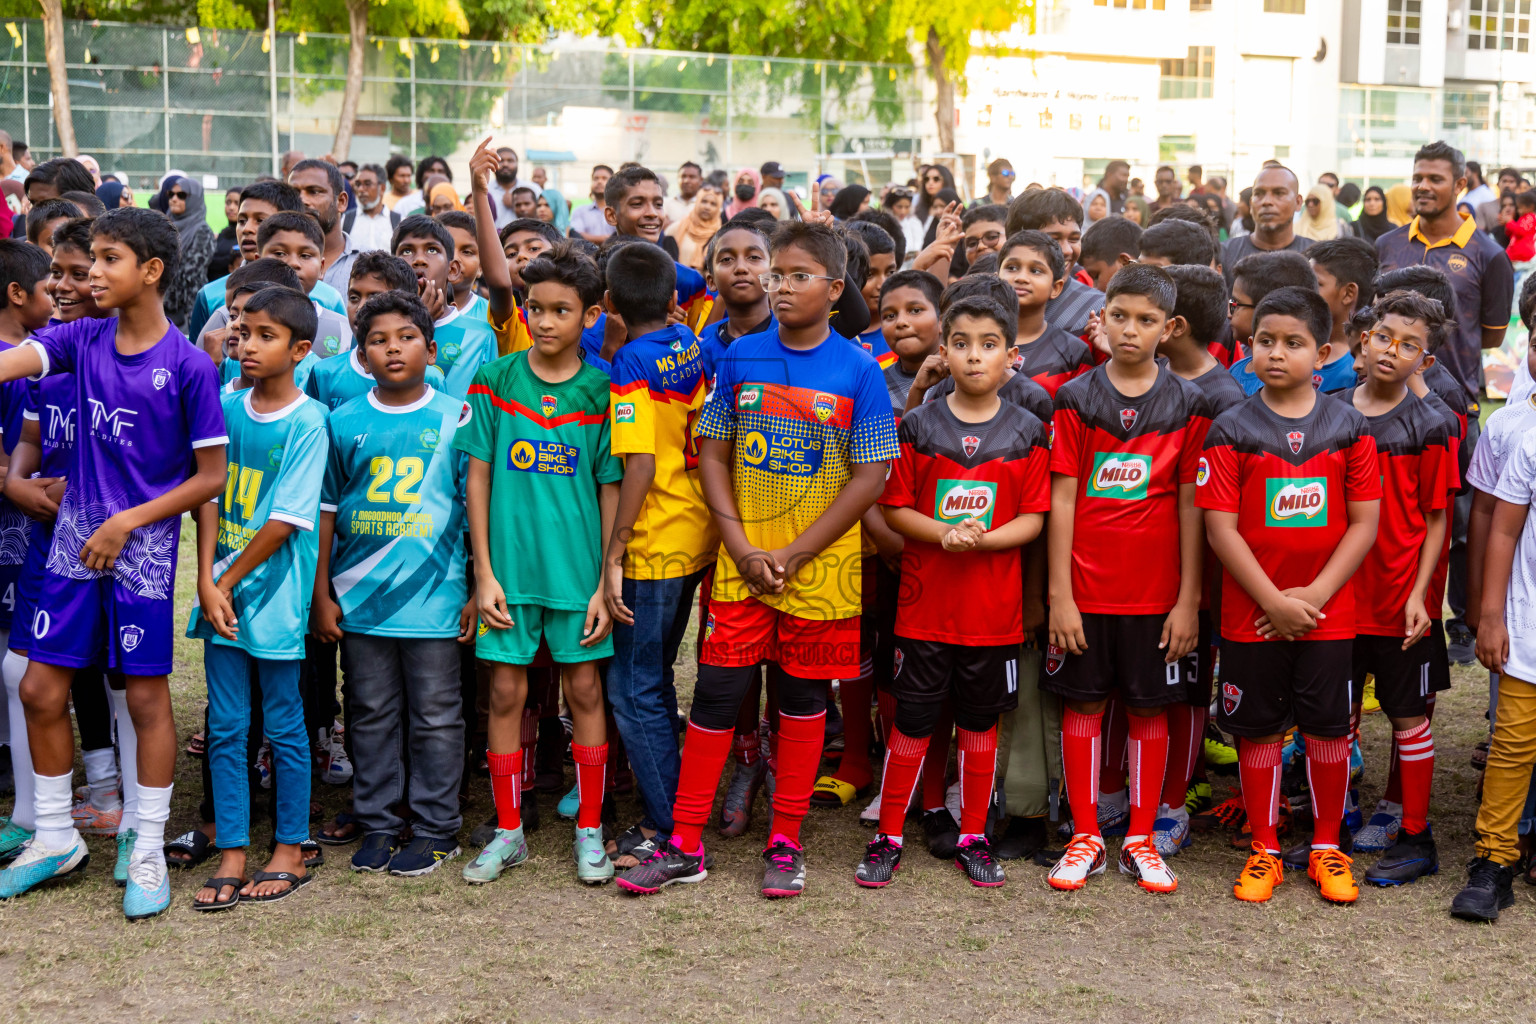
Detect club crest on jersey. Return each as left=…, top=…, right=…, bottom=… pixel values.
left=738, top=386, right=764, bottom=411
left=1045, top=644, right=1064, bottom=676
left=962, top=434, right=980, bottom=458
left=704, top=612, right=716, bottom=641
left=267, top=444, right=285, bottom=467
left=1287, top=430, right=1304, bottom=455
left=1119, top=407, right=1138, bottom=431
left=893, top=648, right=904, bottom=678
left=540, top=394, right=558, bottom=418
left=861, top=341, right=873, bottom=353
left=1222, top=681, right=1242, bottom=715
left=419, top=427, right=439, bottom=451
left=458, top=402, right=472, bottom=426
left=477, top=620, right=489, bottom=638
left=935, top=479, right=998, bottom=528
left=812, top=392, right=837, bottom=424
left=1195, top=456, right=1210, bottom=486
left=151, top=369, right=170, bottom=391
left=1447, top=253, right=1469, bottom=272
left=671, top=338, right=685, bottom=352
left=322, top=336, right=341, bottom=355
left=1265, top=477, right=1327, bottom=527
left=119, top=624, right=144, bottom=652
left=1086, top=452, right=1151, bottom=501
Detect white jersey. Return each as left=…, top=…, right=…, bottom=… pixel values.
left=1467, top=393, right=1536, bottom=494
left=1493, top=428, right=1536, bottom=681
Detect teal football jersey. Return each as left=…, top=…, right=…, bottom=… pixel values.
left=222, top=350, right=319, bottom=392
left=303, top=348, right=446, bottom=412
left=432, top=305, right=497, bottom=400
left=322, top=388, right=471, bottom=637
left=187, top=390, right=329, bottom=659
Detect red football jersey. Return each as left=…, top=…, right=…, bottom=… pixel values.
left=1051, top=364, right=1213, bottom=615
left=1197, top=393, right=1382, bottom=642
left=1017, top=325, right=1095, bottom=399
left=881, top=398, right=1050, bottom=644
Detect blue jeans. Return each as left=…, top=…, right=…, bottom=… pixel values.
left=205, top=644, right=310, bottom=848
left=607, top=568, right=707, bottom=832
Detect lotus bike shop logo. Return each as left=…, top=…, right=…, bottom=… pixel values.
left=1086, top=452, right=1151, bottom=501
left=934, top=479, right=998, bottom=529
left=1265, top=477, right=1327, bottom=527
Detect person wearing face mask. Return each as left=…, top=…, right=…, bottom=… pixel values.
left=344, top=163, right=400, bottom=253
left=726, top=167, right=761, bottom=218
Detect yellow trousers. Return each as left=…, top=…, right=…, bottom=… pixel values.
left=1476, top=672, right=1536, bottom=866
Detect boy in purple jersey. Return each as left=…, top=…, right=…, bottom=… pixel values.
left=0, top=209, right=227, bottom=921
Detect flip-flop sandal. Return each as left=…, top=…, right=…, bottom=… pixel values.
left=317, top=812, right=359, bottom=846
left=164, top=829, right=212, bottom=869
left=810, top=776, right=865, bottom=808
left=191, top=876, right=245, bottom=912
left=185, top=733, right=206, bottom=758
left=244, top=870, right=312, bottom=904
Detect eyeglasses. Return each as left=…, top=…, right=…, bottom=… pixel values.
left=1366, top=330, right=1424, bottom=359
left=168, top=190, right=188, bottom=199
left=759, top=272, right=837, bottom=292
left=1229, top=299, right=1256, bottom=312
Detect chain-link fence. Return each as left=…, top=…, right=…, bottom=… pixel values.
left=0, top=18, right=926, bottom=196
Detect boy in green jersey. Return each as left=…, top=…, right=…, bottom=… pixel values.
left=454, top=242, right=622, bottom=886
left=187, top=285, right=329, bottom=909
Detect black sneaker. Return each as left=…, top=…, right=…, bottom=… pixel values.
left=1282, top=826, right=1354, bottom=871
left=1452, top=856, right=1516, bottom=921
left=854, top=835, right=903, bottom=888
left=761, top=840, right=806, bottom=897
left=922, top=808, right=960, bottom=859
left=350, top=832, right=398, bottom=873
left=615, top=838, right=709, bottom=894
left=955, top=836, right=1006, bottom=887
left=523, top=790, right=541, bottom=833
left=468, top=811, right=498, bottom=848
left=388, top=836, right=461, bottom=877
left=1448, top=623, right=1476, bottom=666
left=995, top=815, right=1048, bottom=860
left=1365, top=827, right=1439, bottom=886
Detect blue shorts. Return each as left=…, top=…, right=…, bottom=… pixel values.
left=28, top=569, right=174, bottom=676
left=9, top=522, right=51, bottom=654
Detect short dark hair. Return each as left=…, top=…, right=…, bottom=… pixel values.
left=1374, top=265, right=1459, bottom=323
left=349, top=250, right=417, bottom=294
left=257, top=210, right=324, bottom=252
left=1140, top=220, right=1216, bottom=268
left=521, top=239, right=604, bottom=310
left=240, top=180, right=303, bottom=213
left=1164, top=265, right=1227, bottom=345
left=850, top=209, right=906, bottom=266
left=1518, top=190, right=1536, bottom=212
left=705, top=221, right=773, bottom=273
left=10, top=141, right=26, bottom=162
left=25, top=199, right=85, bottom=245
left=415, top=155, right=452, bottom=190
left=0, top=239, right=52, bottom=296
left=592, top=164, right=615, bottom=177
left=385, top=154, right=414, bottom=181
left=847, top=220, right=895, bottom=261
left=434, top=210, right=477, bottom=237
left=92, top=207, right=180, bottom=294
left=770, top=221, right=847, bottom=281
left=943, top=295, right=1017, bottom=347
left=24, top=158, right=95, bottom=197
left=1370, top=288, right=1450, bottom=354
left=1307, top=236, right=1380, bottom=308
left=841, top=228, right=870, bottom=291
left=604, top=241, right=675, bottom=324
left=1414, top=141, right=1466, bottom=181
left=1348, top=306, right=1378, bottom=337
left=1146, top=204, right=1219, bottom=254
left=59, top=191, right=106, bottom=218
left=355, top=290, right=435, bottom=345
left=392, top=214, right=454, bottom=256
left=1005, top=188, right=1083, bottom=234
left=1253, top=286, right=1332, bottom=348
left=499, top=217, right=561, bottom=246
left=680, top=161, right=702, bottom=174
left=939, top=275, right=1018, bottom=327
left=1080, top=216, right=1142, bottom=264
left=1000, top=229, right=1065, bottom=282
left=1105, top=262, right=1177, bottom=316
left=241, top=285, right=319, bottom=344
left=964, top=253, right=999, bottom=277
left=1520, top=272, right=1536, bottom=333
left=228, top=256, right=303, bottom=297
left=961, top=204, right=1008, bottom=230
left=290, top=158, right=345, bottom=199
left=879, top=269, right=943, bottom=310
left=604, top=166, right=661, bottom=208
left=49, top=217, right=94, bottom=257
left=1232, top=250, right=1317, bottom=305
left=511, top=186, right=537, bottom=201
left=338, top=160, right=359, bottom=173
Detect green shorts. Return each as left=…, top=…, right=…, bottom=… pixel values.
left=476, top=604, right=613, bottom=665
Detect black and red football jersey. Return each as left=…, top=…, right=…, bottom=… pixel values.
left=1334, top=389, right=1456, bottom=636
left=1207, top=320, right=1239, bottom=369
left=926, top=371, right=1053, bottom=427
left=1017, top=324, right=1095, bottom=399
left=1051, top=364, right=1213, bottom=615
left=880, top=399, right=1050, bottom=644
left=1197, top=392, right=1381, bottom=642
left=1189, top=362, right=1248, bottom=418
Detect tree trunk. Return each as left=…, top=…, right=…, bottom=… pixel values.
left=926, top=28, right=954, bottom=156
left=330, top=0, right=369, bottom=161
left=40, top=0, right=77, bottom=158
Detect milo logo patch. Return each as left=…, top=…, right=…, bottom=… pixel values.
left=1086, top=452, right=1151, bottom=500
left=1265, top=477, right=1327, bottom=527
left=934, top=479, right=998, bottom=528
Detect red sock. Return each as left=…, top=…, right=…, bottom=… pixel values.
left=921, top=702, right=954, bottom=810
left=1393, top=721, right=1435, bottom=834
left=1061, top=708, right=1103, bottom=838
left=1101, top=699, right=1129, bottom=798
left=731, top=728, right=759, bottom=766
left=1161, top=705, right=1202, bottom=810
left=1126, top=711, right=1168, bottom=839
left=1384, top=700, right=1434, bottom=806
left=572, top=742, right=607, bottom=830
left=1305, top=734, right=1352, bottom=849
left=955, top=725, right=997, bottom=838
left=671, top=722, right=734, bottom=855
left=769, top=711, right=824, bottom=847
left=519, top=708, right=538, bottom=787
left=877, top=727, right=927, bottom=838
left=488, top=749, right=523, bottom=832
left=835, top=673, right=875, bottom=790
left=1238, top=739, right=1282, bottom=853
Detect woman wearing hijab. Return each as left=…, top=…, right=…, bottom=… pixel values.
left=726, top=167, right=760, bottom=218
left=1083, top=188, right=1111, bottom=223
left=1386, top=182, right=1414, bottom=226
left=667, top=184, right=724, bottom=271
left=95, top=180, right=132, bottom=210
left=159, top=175, right=216, bottom=330
left=1121, top=194, right=1150, bottom=228
left=829, top=184, right=871, bottom=221
left=756, top=187, right=791, bottom=221
left=428, top=181, right=465, bottom=215
left=537, top=188, right=571, bottom=235
left=1296, top=184, right=1342, bottom=241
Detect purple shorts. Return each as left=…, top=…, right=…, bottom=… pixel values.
left=28, top=567, right=174, bottom=676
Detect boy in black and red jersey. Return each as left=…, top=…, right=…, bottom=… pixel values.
left=1198, top=287, right=1382, bottom=906
left=996, top=231, right=1094, bottom=398
left=1335, top=291, right=1456, bottom=887
left=855, top=295, right=1050, bottom=889
left=1042, top=264, right=1211, bottom=895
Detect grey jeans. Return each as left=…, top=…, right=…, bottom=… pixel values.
left=340, top=633, right=465, bottom=839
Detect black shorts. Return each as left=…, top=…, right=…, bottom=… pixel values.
left=1217, top=638, right=1353, bottom=739
left=891, top=637, right=1020, bottom=716
left=1180, top=611, right=1215, bottom=708
left=1353, top=630, right=1450, bottom=719
left=1426, top=619, right=1452, bottom=695
left=861, top=556, right=899, bottom=685
left=1039, top=612, right=1185, bottom=709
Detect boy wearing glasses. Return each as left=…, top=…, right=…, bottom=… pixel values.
left=617, top=222, right=898, bottom=899
left=1225, top=250, right=1319, bottom=395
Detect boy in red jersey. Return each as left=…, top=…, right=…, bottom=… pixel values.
left=1198, top=286, right=1381, bottom=905
left=853, top=295, right=1050, bottom=889
left=1042, top=264, right=1210, bottom=895
left=995, top=230, right=1092, bottom=398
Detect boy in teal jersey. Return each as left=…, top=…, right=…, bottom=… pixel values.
left=393, top=216, right=497, bottom=399
left=254, top=212, right=354, bottom=357
left=455, top=242, right=622, bottom=886
left=313, top=291, right=475, bottom=877
left=187, top=286, right=328, bottom=909
left=215, top=275, right=321, bottom=393
left=435, top=210, right=489, bottom=321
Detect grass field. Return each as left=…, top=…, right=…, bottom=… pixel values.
left=1, top=534, right=1533, bottom=1024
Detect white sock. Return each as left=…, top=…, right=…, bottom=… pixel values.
left=1160, top=802, right=1190, bottom=825
left=1100, top=788, right=1129, bottom=813
left=83, top=748, right=121, bottom=810
left=3, top=650, right=35, bottom=831
left=34, top=771, right=74, bottom=848
left=129, top=783, right=171, bottom=868
left=106, top=687, right=140, bottom=834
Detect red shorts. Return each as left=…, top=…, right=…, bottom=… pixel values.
left=700, top=598, right=860, bottom=679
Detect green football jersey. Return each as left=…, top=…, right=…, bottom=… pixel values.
left=322, top=388, right=470, bottom=637
left=304, top=348, right=446, bottom=412
left=187, top=390, right=329, bottom=660
left=453, top=351, right=622, bottom=610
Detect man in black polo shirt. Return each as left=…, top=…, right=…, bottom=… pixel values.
left=1377, top=140, right=1516, bottom=663
left=1222, top=165, right=1311, bottom=291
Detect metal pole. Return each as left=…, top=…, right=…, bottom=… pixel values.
left=162, top=28, right=171, bottom=176
left=20, top=24, right=28, bottom=156
left=409, top=44, right=417, bottom=162
left=725, top=57, right=733, bottom=168
left=268, top=0, right=279, bottom=175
